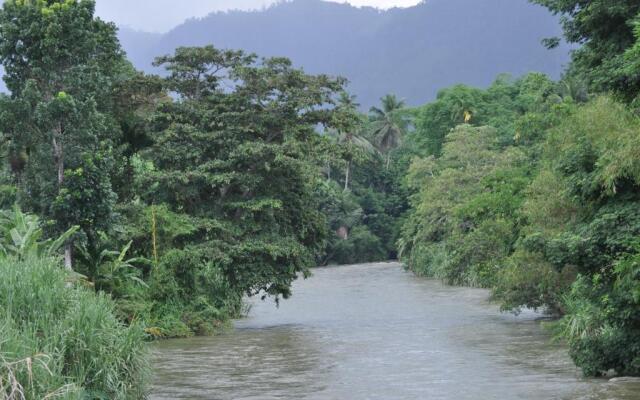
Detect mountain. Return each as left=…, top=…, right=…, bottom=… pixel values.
left=118, top=0, right=571, bottom=108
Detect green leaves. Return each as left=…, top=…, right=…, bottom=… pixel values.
left=0, top=205, right=78, bottom=260
left=141, top=45, right=348, bottom=299
left=0, top=0, right=127, bottom=270
left=531, top=0, right=640, bottom=101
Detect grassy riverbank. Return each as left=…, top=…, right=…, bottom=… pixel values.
left=0, top=257, right=148, bottom=399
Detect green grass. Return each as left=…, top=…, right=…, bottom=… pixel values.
left=0, top=257, right=149, bottom=399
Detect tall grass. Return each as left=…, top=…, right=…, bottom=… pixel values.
left=0, top=257, right=148, bottom=399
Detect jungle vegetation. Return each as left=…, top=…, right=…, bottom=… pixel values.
left=1, top=0, right=640, bottom=398
left=400, top=0, right=640, bottom=377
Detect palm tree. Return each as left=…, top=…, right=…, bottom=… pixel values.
left=326, top=128, right=376, bottom=191
left=559, top=77, right=589, bottom=103
left=325, top=92, right=377, bottom=191
left=369, top=94, right=409, bottom=169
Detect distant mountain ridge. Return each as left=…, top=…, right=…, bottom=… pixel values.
left=118, top=0, right=571, bottom=108
left=0, top=0, right=570, bottom=106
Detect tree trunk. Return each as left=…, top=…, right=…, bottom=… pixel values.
left=53, top=132, right=73, bottom=271
left=53, top=136, right=64, bottom=187
left=64, top=245, right=73, bottom=271
left=385, top=153, right=391, bottom=170
left=344, top=160, right=351, bottom=191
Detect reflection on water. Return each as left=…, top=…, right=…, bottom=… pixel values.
left=150, top=262, right=640, bottom=400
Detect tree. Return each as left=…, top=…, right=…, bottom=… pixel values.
left=0, top=0, right=125, bottom=270
left=143, top=46, right=348, bottom=299
left=369, top=94, right=409, bottom=169
left=328, top=93, right=377, bottom=191
left=411, top=85, right=487, bottom=157
left=532, top=0, right=640, bottom=101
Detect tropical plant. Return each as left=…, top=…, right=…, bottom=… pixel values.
left=0, top=205, right=78, bottom=261
left=77, top=239, right=149, bottom=299
left=326, top=128, right=377, bottom=191
left=369, top=94, right=410, bottom=169
left=0, top=0, right=126, bottom=270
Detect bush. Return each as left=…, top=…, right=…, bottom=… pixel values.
left=327, top=226, right=386, bottom=265
left=560, top=249, right=640, bottom=376
left=146, top=249, right=242, bottom=337
left=0, top=257, right=149, bottom=399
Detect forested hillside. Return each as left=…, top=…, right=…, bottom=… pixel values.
left=118, top=0, right=570, bottom=108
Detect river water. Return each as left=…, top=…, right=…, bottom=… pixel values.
left=150, top=262, right=640, bottom=400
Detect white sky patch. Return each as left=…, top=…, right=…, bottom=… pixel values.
left=94, top=0, right=422, bottom=33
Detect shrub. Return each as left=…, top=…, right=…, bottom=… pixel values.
left=560, top=248, right=640, bottom=376
left=146, top=249, right=242, bottom=337
left=328, top=226, right=386, bottom=265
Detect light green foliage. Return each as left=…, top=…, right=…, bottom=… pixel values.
left=410, top=73, right=560, bottom=157
left=0, top=256, right=148, bottom=399
left=404, top=83, right=640, bottom=376
left=0, top=205, right=78, bottom=260
left=401, top=124, right=528, bottom=286
left=507, top=97, right=640, bottom=375
left=560, top=247, right=640, bottom=377
left=401, top=72, right=573, bottom=292
left=80, top=240, right=149, bottom=300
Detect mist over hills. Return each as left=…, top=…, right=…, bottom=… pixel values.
left=0, top=0, right=570, bottom=107
left=118, top=0, right=570, bottom=108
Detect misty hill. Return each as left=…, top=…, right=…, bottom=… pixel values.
left=118, top=0, right=570, bottom=109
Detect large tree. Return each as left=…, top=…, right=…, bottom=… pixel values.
left=143, top=45, right=348, bottom=298
left=533, top=0, right=640, bottom=101
left=328, top=93, right=376, bottom=191
left=0, top=0, right=126, bottom=269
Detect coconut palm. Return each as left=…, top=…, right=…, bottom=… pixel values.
left=369, top=94, right=410, bottom=169
left=326, top=92, right=378, bottom=191
left=326, top=128, right=377, bottom=191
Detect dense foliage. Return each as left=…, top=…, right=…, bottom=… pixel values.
left=0, top=0, right=127, bottom=270
left=2, top=0, right=640, bottom=394
left=400, top=27, right=640, bottom=376
left=318, top=94, right=409, bottom=265
left=533, top=0, right=640, bottom=102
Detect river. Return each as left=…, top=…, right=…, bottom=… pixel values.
left=150, top=262, right=640, bottom=399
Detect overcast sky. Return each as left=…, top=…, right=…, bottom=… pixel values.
left=95, top=0, right=422, bottom=33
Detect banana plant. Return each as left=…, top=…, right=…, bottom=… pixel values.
left=0, top=205, right=78, bottom=260
left=77, top=239, right=150, bottom=299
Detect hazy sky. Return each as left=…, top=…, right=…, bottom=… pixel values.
left=95, top=0, right=422, bottom=33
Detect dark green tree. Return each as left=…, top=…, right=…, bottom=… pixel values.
left=0, top=0, right=126, bottom=269
left=532, top=0, right=640, bottom=101
left=144, top=46, right=348, bottom=299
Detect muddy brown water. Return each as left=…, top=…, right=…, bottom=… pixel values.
left=150, top=262, right=640, bottom=400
